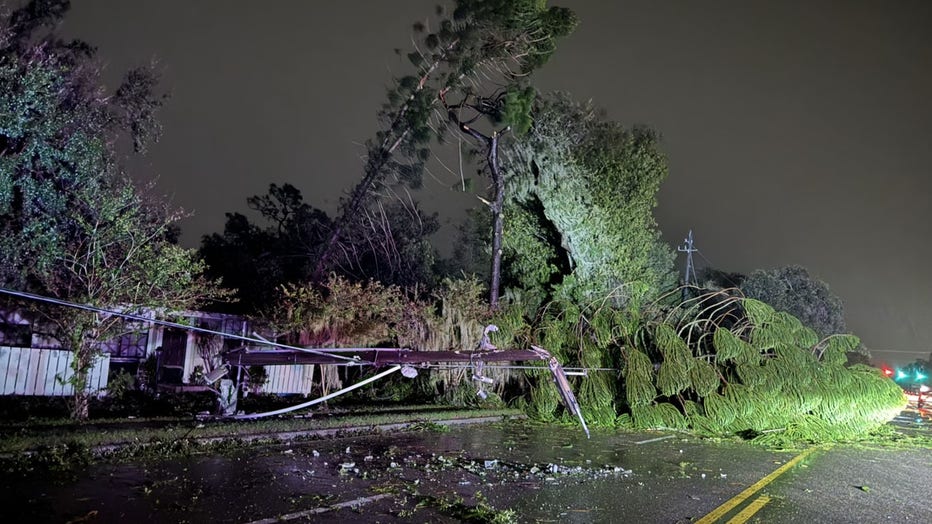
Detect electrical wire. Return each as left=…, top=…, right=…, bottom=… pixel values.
left=0, top=287, right=363, bottom=363
left=234, top=366, right=402, bottom=419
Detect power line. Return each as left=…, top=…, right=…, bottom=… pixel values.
left=695, top=249, right=745, bottom=289
left=0, top=287, right=362, bottom=363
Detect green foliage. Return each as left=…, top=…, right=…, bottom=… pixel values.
left=574, top=339, right=616, bottom=426
left=818, top=334, right=861, bottom=367
left=321, top=0, right=576, bottom=281
left=615, top=295, right=907, bottom=444
left=499, top=284, right=903, bottom=444
left=714, top=328, right=759, bottom=365
left=688, top=359, right=720, bottom=397
left=742, top=265, right=847, bottom=339
left=272, top=274, right=430, bottom=348
left=623, top=348, right=656, bottom=407
left=655, top=324, right=692, bottom=397
left=499, top=93, right=677, bottom=307
left=105, top=370, right=136, bottom=400
left=528, top=378, right=560, bottom=421
left=265, top=275, right=513, bottom=403
left=500, top=198, right=564, bottom=301
left=630, top=402, right=686, bottom=430
left=0, top=3, right=226, bottom=420
left=500, top=86, right=536, bottom=136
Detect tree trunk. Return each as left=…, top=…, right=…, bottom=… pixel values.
left=312, top=40, right=465, bottom=282
left=69, top=339, right=95, bottom=422
left=488, top=132, right=504, bottom=309
left=447, top=115, right=508, bottom=309
left=71, top=387, right=90, bottom=421
left=67, top=320, right=98, bottom=422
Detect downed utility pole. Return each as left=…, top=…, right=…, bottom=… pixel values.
left=0, top=287, right=592, bottom=437
left=225, top=344, right=590, bottom=438
left=531, top=345, right=590, bottom=438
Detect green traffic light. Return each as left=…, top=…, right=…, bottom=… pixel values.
left=917, top=372, right=927, bottom=381
left=896, top=370, right=908, bottom=380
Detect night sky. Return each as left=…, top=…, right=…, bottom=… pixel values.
left=56, top=1, right=932, bottom=366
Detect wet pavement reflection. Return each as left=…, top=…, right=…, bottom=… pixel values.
left=1, top=421, right=803, bottom=523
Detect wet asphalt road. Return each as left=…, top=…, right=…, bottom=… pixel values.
left=1, top=419, right=930, bottom=523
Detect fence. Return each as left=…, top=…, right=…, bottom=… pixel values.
left=0, top=346, right=110, bottom=396
left=262, top=364, right=315, bottom=395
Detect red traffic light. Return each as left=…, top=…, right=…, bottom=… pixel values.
left=882, top=367, right=894, bottom=377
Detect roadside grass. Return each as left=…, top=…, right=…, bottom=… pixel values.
left=0, top=405, right=522, bottom=455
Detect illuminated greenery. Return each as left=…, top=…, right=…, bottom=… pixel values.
left=464, top=291, right=906, bottom=445
left=616, top=296, right=905, bottom=444
left=499, top=93, right=677, bottom=307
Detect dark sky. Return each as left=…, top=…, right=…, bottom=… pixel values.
left=56, top=1, right=932, bottom=366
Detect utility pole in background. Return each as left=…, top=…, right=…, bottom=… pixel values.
left=678, top=230, right=698, bottom=301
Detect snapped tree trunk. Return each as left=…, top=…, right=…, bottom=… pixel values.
left=488, top=132, right=505, bottom=309
left=452, top=122, right=506, bottom=309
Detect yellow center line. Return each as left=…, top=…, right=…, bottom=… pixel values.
left=725, top=495, right=771, bottom=524
left=696, top=447, right=817, bottom=524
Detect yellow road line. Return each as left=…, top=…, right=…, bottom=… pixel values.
left=725, top=495, right=771, bottom=524
left=696, top=447, right=817, bottom=524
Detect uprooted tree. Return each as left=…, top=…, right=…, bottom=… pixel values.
left=0, top=1, right=227, bottom=420
left=313, top=0, right=577, bottom=308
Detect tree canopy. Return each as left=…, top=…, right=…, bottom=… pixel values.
left=201, top=183, right=439, bottom=313
left=498, top=94, right=677, bottom=307
left=0, top=0, right=225, bottom=419
left=314, top=0, right=577, bottom=294
left=742, top=265, right=847, bottom=339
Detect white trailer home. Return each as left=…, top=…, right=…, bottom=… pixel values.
left=0, top=309, right=315, bottom=397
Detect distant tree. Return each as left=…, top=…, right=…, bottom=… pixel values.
left=900, top=358, right=931, bottom=387
left=0, top=1, right=226, bottom=420
left=314, top=0, right=577, bottom=308
left=741, top=265, right=846, bottom=339
left=338, top=197, right=441, bottom=289
left=200, top=184, right=331, bottom=313
left=201, top=184, right=439, bottom=313
left=696, top=267, right=746, bottom=290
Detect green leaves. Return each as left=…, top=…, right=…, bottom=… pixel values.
left=1, top=4, right=226, bottom=420
left=499, top=93, right=676, bottom=308
left=655, top=324, right=692, bottom=396
left=500, top=86, right=535, bottom=136
left=623, top=348, right=656, bottom=407
left=743, top=265, right=848, bottom=339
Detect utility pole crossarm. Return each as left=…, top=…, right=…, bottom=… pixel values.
left=678, top=229, right=698, bottom=289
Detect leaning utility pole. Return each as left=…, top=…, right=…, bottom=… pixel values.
left=678, top=230, right=698, bottom=300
